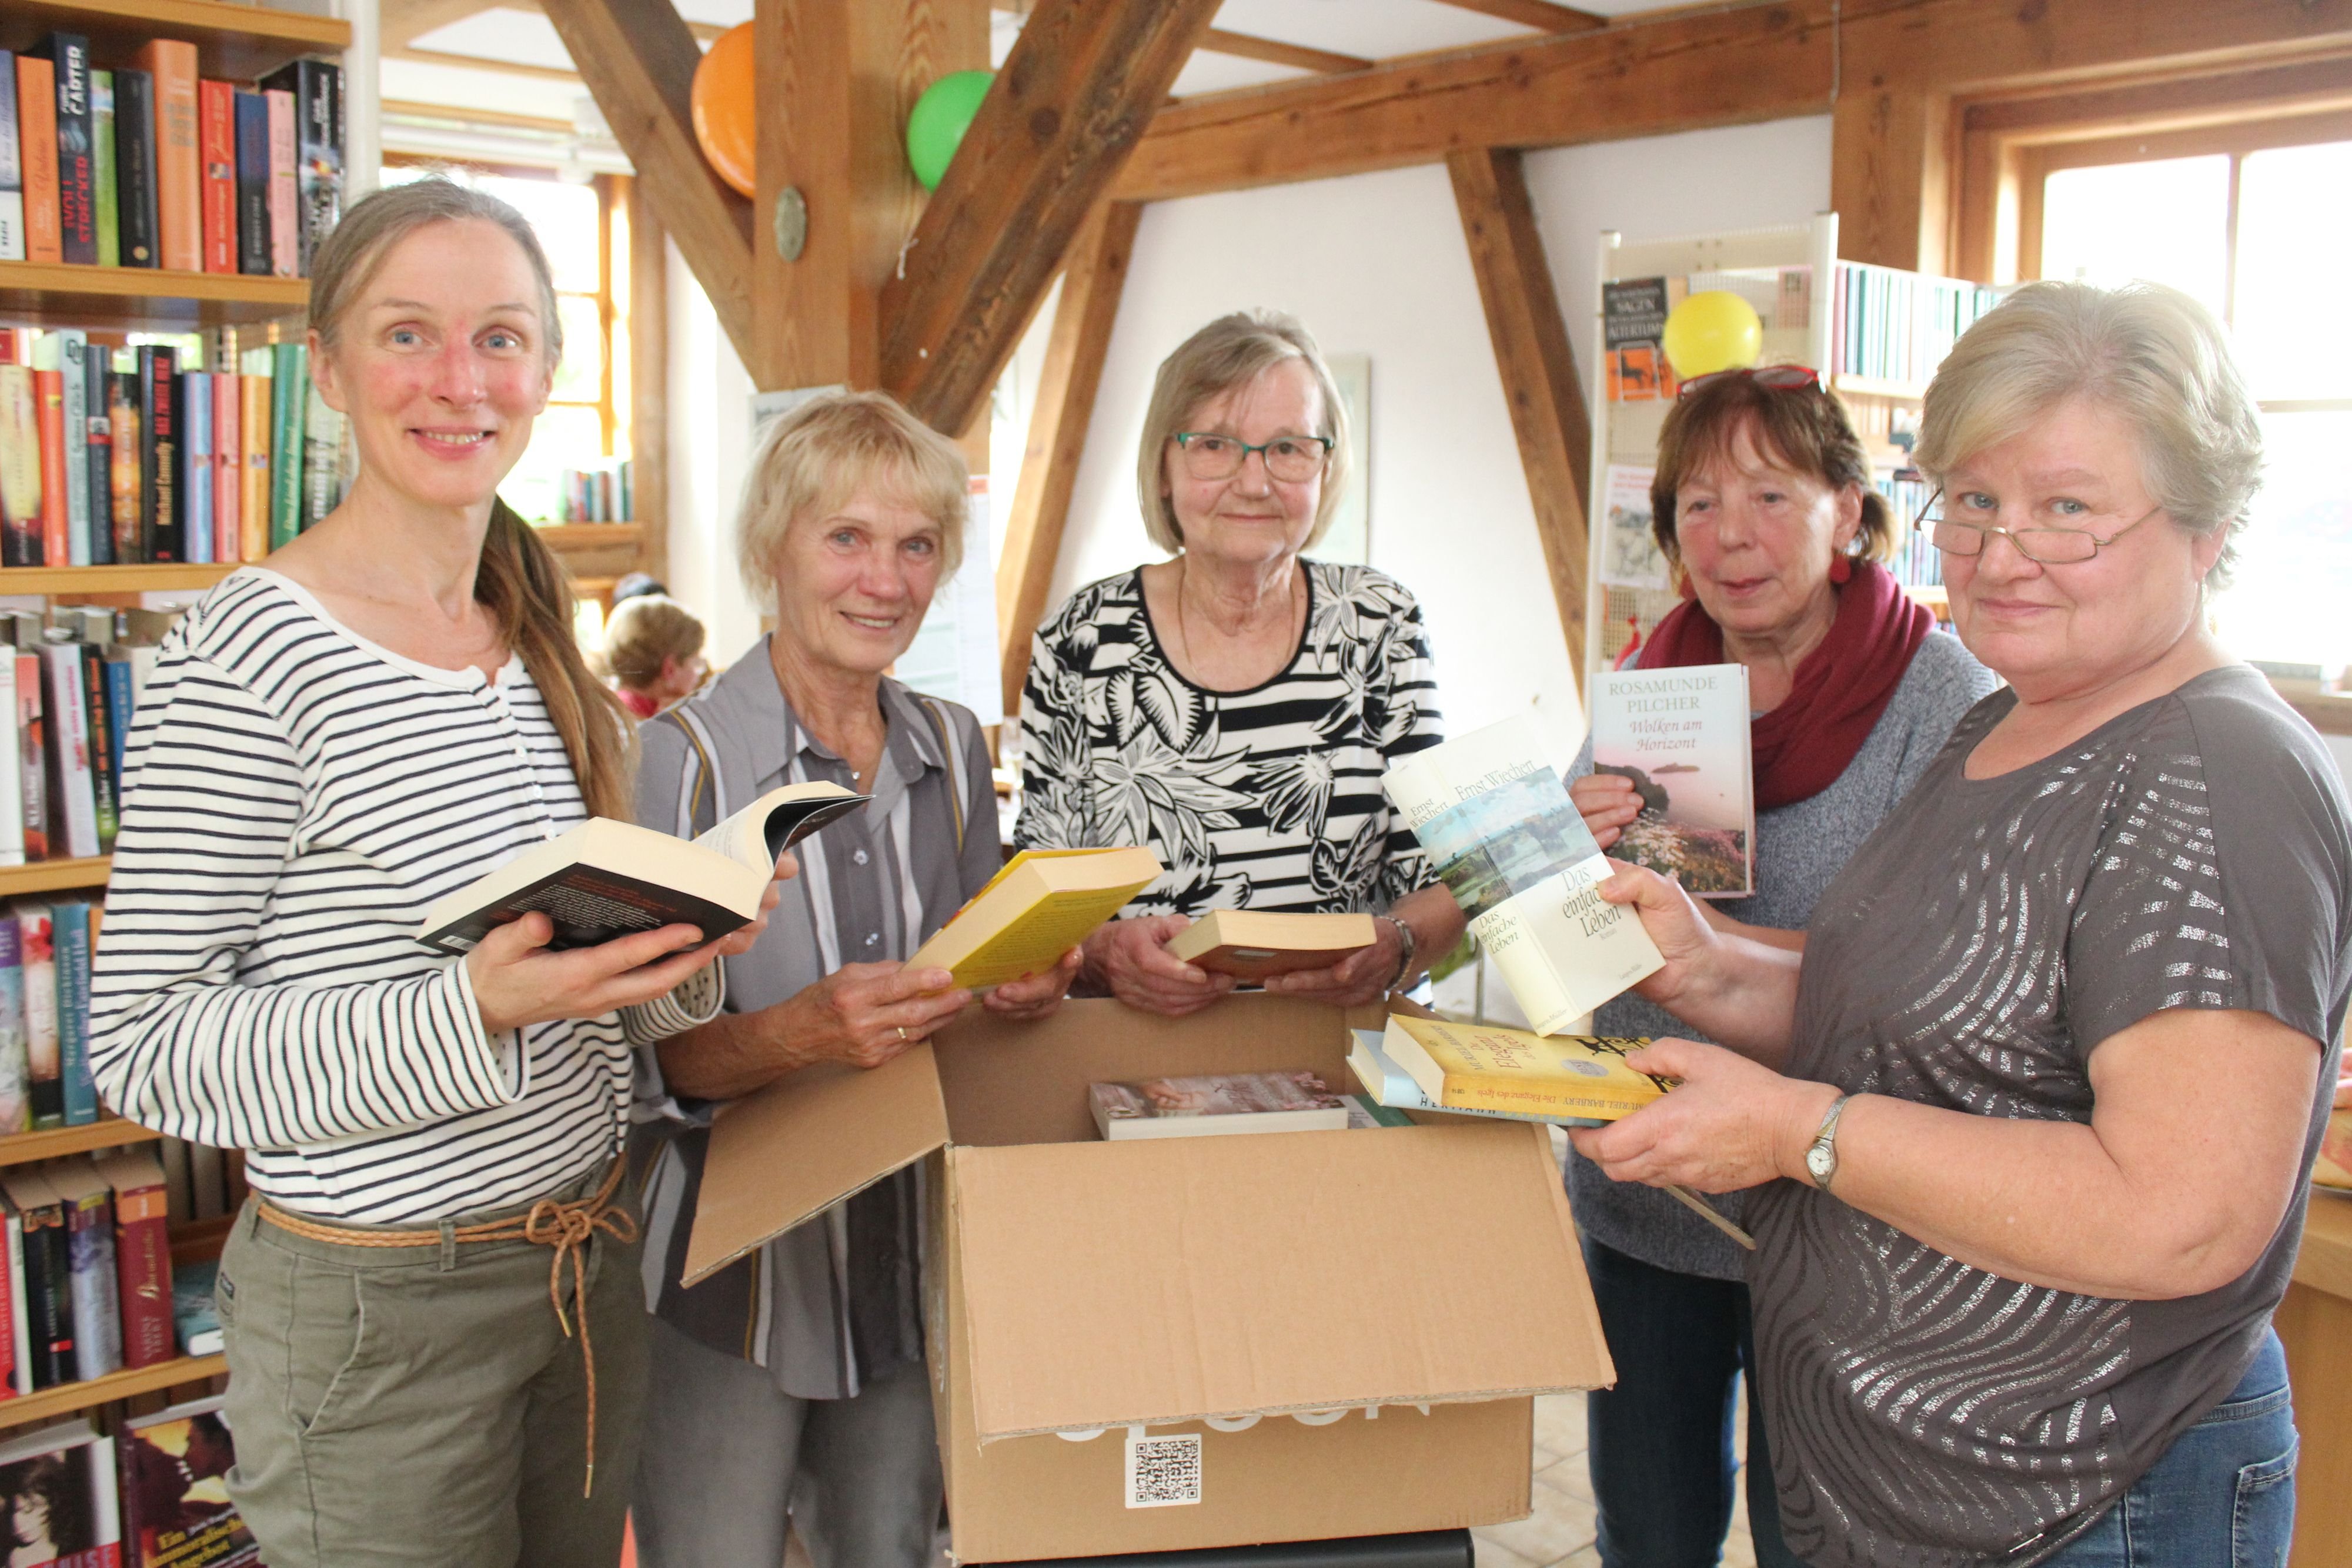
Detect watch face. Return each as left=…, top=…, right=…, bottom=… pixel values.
left=1806, top=1145, right=1833, bottom=1182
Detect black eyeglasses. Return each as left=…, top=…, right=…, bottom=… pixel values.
left=1676, top=365, right=1822, bottom=400
left=1172, top=432, right=1333, bottom=484
left=1919, top=489, right=2163, bottom=564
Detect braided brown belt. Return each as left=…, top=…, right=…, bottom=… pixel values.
left=258, top=1161, right=639, bottom=1497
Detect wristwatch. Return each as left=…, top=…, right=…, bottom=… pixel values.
left=1804, top=1094, right=1852, bottom=1195
left=1381, top=916, right=1419, bottom=994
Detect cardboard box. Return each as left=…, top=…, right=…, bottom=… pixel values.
left=686, top=994, right=1616, bottom=1563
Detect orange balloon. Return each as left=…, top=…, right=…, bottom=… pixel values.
left=691, top=23, right=756, bottom=198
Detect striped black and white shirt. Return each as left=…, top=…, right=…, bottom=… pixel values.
left=90, top=569, right=713, bottom=1225
left=1014, top=561, right=1444, bottom=917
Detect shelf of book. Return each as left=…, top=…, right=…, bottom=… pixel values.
left=0, top=1351, right=225, bottom=1429
left=0, top=0, right=348, bottom=82
left=0, top=563, right=236, bottom=594
left=0, top=1117, right=161, bottom=1167
left=0, top=262, right=310, bottom=330
left=0, top=855, right=111, bottom=894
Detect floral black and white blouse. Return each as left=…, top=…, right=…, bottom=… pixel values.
left=1013, top=561, right=1445, bottom=918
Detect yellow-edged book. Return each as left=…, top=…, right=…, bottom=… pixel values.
left=908, top=846, right=1161, bottom=989
left=1381, top=1014, right=1664, bottom=1121
left=1165, top=909, right=1377, bottom=981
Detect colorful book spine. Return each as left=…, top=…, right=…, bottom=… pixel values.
left=213, top=367, right=238, bottom=562
left=259, top=59, right=339, bottom=276
left=2, top=1204, right=26, bottom=1396
left=0, top=660, right=19, bottom=873
left=139, top=345, right=178, bottom=561
left=88, top=69, right=115, bottom=268
left=301, top=376, right=343, bottom=529
left=0, top=55, right=22, bottom=262
left=107, top=366, right=139, bottom=563
left=43, top=35, right=95, bottom=266
left=132, top=39, right=199, bottom=273
left=52, top=901, right=93, bottom=1128
left=0, top=365, right=38, bottom=568
left=76, top=649, right=115, bottom=854
left=182, top=369, right=212, bottom=564
left=100, top=652, right=132, bottom=790
left=197, top=78, right=235, bottom=275
left=17, top=910, right=58, bottom=1133
left=41, top=644, right=97, bottom=860
left=98, top=1156, right=171, bottom=1370
left=82, top=342, right=110, bottom=565
left=14, top=653, right=45, bottom=864
left=0, top=920, right=26, bottom=1136
left=233, top=89, right=271, bottom=276
left=54, top=328, right=88, bottom=568
left=56, top=1165, right=118, bottom=1381
left=9, top=1176, right=72, bottom=1389
left=32, top=357, right=66, bottom=568
left=14, top=55, right=60, bottom=265
left=111, top=68, right=157, bottom=269
left=265, top=87, right=296, bottom=278
left=268, top=341, right=303, bottom=547
left=239, top=351, right=271, bottom=560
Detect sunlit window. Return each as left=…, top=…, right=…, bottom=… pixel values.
left=2039, top=139, right=2352, bottom=667
left=379, top=163, right=624, bottom=524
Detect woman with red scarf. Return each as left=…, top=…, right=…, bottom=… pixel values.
left=1562, top=367, right=1994, bottom=1568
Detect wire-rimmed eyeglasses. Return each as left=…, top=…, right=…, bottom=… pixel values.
left=1919, top=489, right=2163, bottom=564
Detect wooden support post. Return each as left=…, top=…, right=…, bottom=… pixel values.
left=1830, top=83, right=1953, bottom=272
left=626, top=178, right=670, bottom=583
left=880, top=0, right=1219, bottom=434
left=540, top=0, right=756, bottom=367
left=1447, top=147, right=1592, bottom=698
left=995, top=200, right=1141, bottom=718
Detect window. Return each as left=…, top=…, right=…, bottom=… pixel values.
left=2033, top=124, right=2352, bottom=667
left=378, top=163, right=628, bottom=526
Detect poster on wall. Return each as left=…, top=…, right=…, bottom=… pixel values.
left=1314, top=353, right=1371, bottom=565
left=1600, top=464, right=1670, bottom=590
left=893, top=476, right=1005, bottom=726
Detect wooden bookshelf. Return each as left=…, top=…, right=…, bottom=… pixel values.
left=0, top=0, right=347, bottom=82
left=0, top=263, right=309, bottom=331
left=0, top=563, right=237, bottom=595
left=0, top=1118, right=161, bottom=1168
left=534, top=524, right=646, bottom=550
left=1830, top=372, right=1930, bottom=403
left=0, top=1353, right=226, bottom=1429
left=1905, top=583, right=1949, bottom=614
left=0, top=857, right=112, bottom=895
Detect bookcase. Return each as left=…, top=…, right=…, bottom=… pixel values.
left=0, top=0, right=362, bottom=1432
left=1582, top=212, right=1997, bottom=684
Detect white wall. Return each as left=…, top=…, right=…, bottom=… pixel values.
left=1037, top=115, right=1834, bottom=749
left=664, top=239, right=765, bottom=671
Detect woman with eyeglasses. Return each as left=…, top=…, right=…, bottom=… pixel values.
left=1572, top=280, right=2351, bottom=1568
left=1561, top=362, right=1996, bottom=1568
left=1013, top=310, right=1464, bottom=1013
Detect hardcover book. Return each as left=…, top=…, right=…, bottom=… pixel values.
left=15, top=55, right=60, bottom=265
left=51, top=898, right=95, bottom=1125
left=44, top=1159, right=118, bottom=1382
left=1089, top=1070, right=1352, bottom=1141
left=1382, top=716, right=1663, bottom=1035
left=0, top=55, right=22, bottom=262
left=87, top=71, right=113, bottom=268
left=1164, top=909, right=1378, bottom=982
left=0, top=365, right=40, bottom=567
left=54, top=329, right=87, bottom=567
left=0, top=1167, right=71, bottom=1385
left=0, top=920, right=26, bottom=1134
left=110, top=68, right=158, bottom=269
left=180, top=370, right=211, bottom=565
left=90, top=1151, right=172, bottom=1371
left=196, top=79, right=234, bottom=275
left=119, top=1397, right=254, bottom=1567
left=232, top=90, right=270, bottom=276
left=139, top=345, right=178, bottom=562
left=132, top=39, right=200, bottom=273
left=15, top=651, right=46, bottom=862
left=416, top=783, right=867, bottom=955
left=106, top=369, right=139, bottom=563
left=906, top=846, right=1161, bottom=990
left=266, top=342, right=303, bottom=548
left=257, top=59, right=338, bottom=276
left=39, top=36, right=95, bottom=266
left=263, top=89, right=296, bottom=278
left=1590, top=663, right=1755, bottom=898
left=81, top=343, right=109, bottom=565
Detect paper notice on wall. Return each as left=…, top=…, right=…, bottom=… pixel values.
left=1600, top=464, right=1670, bottom=590
left=893, top=476, right=1005, bottom=726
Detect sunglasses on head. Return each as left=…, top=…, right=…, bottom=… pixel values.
left=1676, top=365, right=1822, bottom=400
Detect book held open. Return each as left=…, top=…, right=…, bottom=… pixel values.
left=415, top=781, right=867, bottom=955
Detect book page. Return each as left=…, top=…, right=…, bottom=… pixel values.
left=695, top=785, right=866, bottom=871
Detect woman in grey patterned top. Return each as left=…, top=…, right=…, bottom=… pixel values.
left=1573, top=281, right=2351, bottom=1568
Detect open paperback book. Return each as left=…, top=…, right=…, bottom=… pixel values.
left=416, top=782, right=868, bottom=954
left=1383, top=716, right=1663, bottom=1034
left=1590, top=663, right=1754, bottom=898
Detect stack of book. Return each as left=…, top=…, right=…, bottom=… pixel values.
left=0, top=1147, right=178, bottom=1394
left=0, top=324, right=349, bottom=567
left=0, top=36, right=341, bottom=278
left=0, top=606, right=177, bottom=869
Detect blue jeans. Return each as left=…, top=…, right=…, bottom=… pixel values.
left=1581, top=1238, right=1799, bottom=1568
left=2040, top=1330, right=2297, bottom=1568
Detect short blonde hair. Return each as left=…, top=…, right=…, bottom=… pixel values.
left=736, top=390, right=970, bottom=610
left=1916, top=280, right=2262, bottom=584
left=602, top=594, right=705, bottom=687
left=1135, top=310, right=1352, bottom=555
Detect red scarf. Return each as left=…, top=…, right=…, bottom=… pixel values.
left=1636, top=560, right=1932, bottom=811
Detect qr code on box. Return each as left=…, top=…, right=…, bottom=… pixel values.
left=1124, top=1430, right=1202, bottom=1509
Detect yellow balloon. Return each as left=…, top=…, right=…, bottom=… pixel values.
left=1662, top=290, right=1764, bottom=379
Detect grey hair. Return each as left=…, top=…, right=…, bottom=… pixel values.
left=1134, top=310, right=1352, bottom=555
left=307, top=174, right=563, bottom=371
left=1915, top=279, right=2261, bottom=587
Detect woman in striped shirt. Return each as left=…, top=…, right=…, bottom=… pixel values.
left=89, top=178, right=773, bottom=1568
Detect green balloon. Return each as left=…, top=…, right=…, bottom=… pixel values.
left=907, top=70, right=994, bottom=192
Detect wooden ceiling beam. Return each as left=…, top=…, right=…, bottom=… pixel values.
left=1448, top=146, right=1591, bottom=698
left=382, top=0, right=504, bottom=49
left=997, top=200, right=1142, bottom=717
left=539, top=0, right=756, bottom=369
left=880, top=0, right=1220, bottom=434
left=1199, top=28, right=1370, bottom=76
left=1424, top=0, right=1605, bottom=33
left=1115, top=1, right=1837, bottom=203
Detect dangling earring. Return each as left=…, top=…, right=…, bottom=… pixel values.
left=1676, top=566, right=1699, bottom=602
left=1829, top=553, right=1853, bottom=584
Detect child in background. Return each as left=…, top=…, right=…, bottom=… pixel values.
left=603, top=594, right=707, bottom=719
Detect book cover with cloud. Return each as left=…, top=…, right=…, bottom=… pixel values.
left=1591, top=663, right=1753, bottom=898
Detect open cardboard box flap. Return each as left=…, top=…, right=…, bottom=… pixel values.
left=949, top=1116, right=1613, bottom=1441
left=683, top=1041, right=950, bottom=1286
